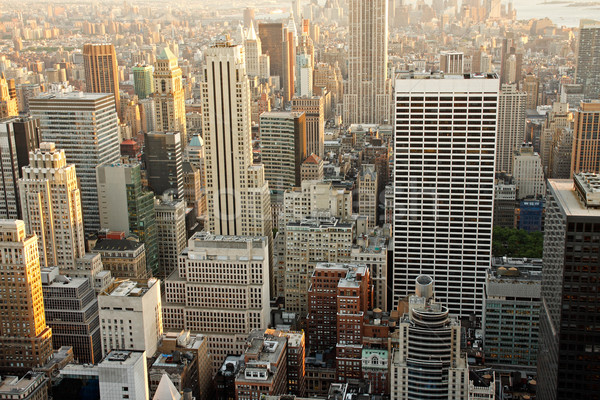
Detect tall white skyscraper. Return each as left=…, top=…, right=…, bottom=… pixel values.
left=19, top=143, right=85, bottom=268
left=393, top=72, right=499, bottom=317
left=201, top=35, right=272, bottom=241
left=343, top=0, right=391, bottom=125
left=495, top=83, right=526, bottom=174
left=29, top=92, right=120, bottom=234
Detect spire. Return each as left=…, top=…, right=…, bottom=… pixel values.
left=246, top=20, right=258, bottom=41
left=157, top=46, right=176, bottom=61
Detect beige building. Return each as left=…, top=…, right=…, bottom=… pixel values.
left=571, top=100, right=600, bottom=176
left=343, top=0, right=391, bottom=125
left=244, top=22, right=270, bottom=79
left=162, top=232, right=271, bottom=372
left=358, top=164, right=378, bottom=229
left=292, top=96, right=324, bottom=158
left=19, top=143, right=86, bottom=268
left=285, top=217, right=354, bottom=316
left=153, top=47, right=187, bottom=147
left=352, top=234, right=389, bottom=311
left=91, top=239, right=147, bottom=279
left=83, top=44, right=120, bottom=118
left=513, top=144, right=545, bottom=199
left=0, top=372, right=48, bottom=400
left=300, top=154, right=324, bottom=182
left=155, top=194, right=187, bottom=279
left=439, top=51, right=464, bottom=74
left=0, top=220, right=53, bottom=371
left=0, top=74, right=18, bottom=118
left=98, top=278, right=163, bottom=357
left=496, top=84, right=527, bottom=174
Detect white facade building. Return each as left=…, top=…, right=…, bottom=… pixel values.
left=495, top=83, right=526, bottom=174
left=513, top=144, right=545, bottom=199
left=358, top=164, right=378, bottom=230
left=393, top=72, right=498, bottom=317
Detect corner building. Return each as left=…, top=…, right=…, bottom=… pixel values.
left=392, top=72, right=498, bottom=317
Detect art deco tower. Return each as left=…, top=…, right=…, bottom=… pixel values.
left=19, top=143, right=85, bottom=269
left=201, top=35, right=272, bottom=242
left=343, top=0, right=391, bottom=125
left=0, top=220, right=53, bottom=371
left=83, top=44, right=121, bottom=118
left=153, top=47, right=188, bottom=147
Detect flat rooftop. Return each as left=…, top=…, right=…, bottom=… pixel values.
left=550, top=179, right=600, bottom=217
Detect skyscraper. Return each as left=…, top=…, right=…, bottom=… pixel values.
left=244, top=22, right=270, bottom=79
left=83, top=44, right=121, bottom=118
left=96, top=163, right=158, bottom=275
left=575, top=19, right=600, bottom=100
left=19, top=143, right=86, bottom=269
left=201, top=35, right=272, bottom=243
left=538, top=174, right=600, bottom=400
left=295, top=32, right=314, bottom=98
left=154, top=194, right=186, bottom=280
left=439, top=51, right=464, bottom=75
left=132, top=64, right=154, bottom=100
left=144, top=131, right=184, bottom=198
left=495, top=83, right=526, bottom=175
left=153, top=47, right=188, bottom=147
left=0, top=74, right=18, bottom=118
left=259, top=111, right=307, bottom=191
left=343, top=0, right=391, bottom=125
left=393, top=72, right=498, bottom=317
left=571, top=100, right=600, bottom=176
left=0, top=220, right=53, bottom=371
left=258, top=23, right=295, bottom=102
left=291, top=96, right=324, bottom=158
left=0, top=120, right=22, bottom=219
left=30, top=92, right=121, bottom=234
left=358, top=164, right=378, bottom=229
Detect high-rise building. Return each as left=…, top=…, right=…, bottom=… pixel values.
left=390, top=275, right=469, bottom=400
left=571, top=100, right=600, bottom=176
left=358, top=164, right=378, bottom=229
left=19, top=143, right=86, bottom=268
left=540, top=102, right=572, bottom=175
left=291, top=96, right=324, bottom=158
left=154, top=194, right=186, bottom=280
left=300, top=154, right=324, bottom=182
left=575, top=19, right=600, bottom=100
left=144, top=131, right=184, bottom=197
left=496, top=84, right=526, bottom=175
left=295, top=33, right=314, bottom=98
left=258, top=23, right=295, bottom=102
left=0, top=120, right=22, bottom=219
left=0, top=117, right=41, bottom=178
left=285, top=217, right=354, bottom=316
left=439, top=51, right=464, bottom=75
left=30, top=92, right=121, bottom=234
left=243, top=8, right=256, bottom=28
left=244, top=22, right=270, bottom=79
left=99, top=278, right=163, bottom=357
left=153, top=48, right=187, bottom=147
left=162, top=232, right=271, bottom=372
left=523, top=74, right=539, bottom=110
left=513, top=144, right=545, bottom=199
left=132, top=64, right=154, bottom=100
left=98, top=350, right=149, bottom=400
left=343, top=0, right=391, bottom=125
left=96, top=163, right=158, bottom=275
left=393, top=72, right=498, bottom=317
left=483, top=258, right=541, bottom=371
left=0, top=220, right=53, bottom=371
left=83, top=44, right=121, bottom=118
left=0, top=74, right=18, bottom=118
left=201, top=36, right=272, bottom=245
left=41, top=267, right=102, bottom=364
left=259, top=111, right=307, bottom=192
left=0, top=372, right=48, bottom=400
left=16, top=83, right=41, bottom=114
left=549, top=127, right=573, bottom=179
left=351, top=234, right=389, bottom=311
left=538, top=174, right=600, bottom=400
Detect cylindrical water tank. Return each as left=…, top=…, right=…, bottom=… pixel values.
left=415, top=275, right=434, bottom=299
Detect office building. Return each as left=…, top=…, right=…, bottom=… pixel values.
left=99, top=278, right=163, bottom=357
left=285, top=217, right=354, bottom=316
left=571, top=100, right=600, bottom=176
left=0, top=74, right=18, bottom=118
left=358, top=164, right=378, bottom=229
left=0, top=220, right=53, bottom=371
left=351, top=234, right=389, bottom=311
left=540, top=102, right=572, bottom=175
left=96, top=163, right=158, bottom=275
left=154, top=194, right=186, bottom=279
left=259, top=111, right=307, bottom=191
left=513, top=144, right=545, bottom=199
left=496, top=84, right=526, bottom=174
left=0, top=372, right=48, bottom=400
left=300, top=154, right=323, bottom=182
left=258, top=23, right=295, bottom=102
left=393, top=72, right=498, bottom=317
left=41, top=267, right=102, bottom=364
left=19, top=143, right=86, bottom=269
left=235, top=330, right=288, bottom=400
left=560, top=83, right=585, bottom=109
left=523, top=74, right=539, bottom=110
left=153, top=48, right=187, bottom=147
left=390, top=275, right=469, bottom=400
left=133, top=64, right=154, bottom=100
left=99, top=350, right=149, bottom=400
left=244, top=22, right=270, bottom=79
left=91, top=238, right=147, bottom=279
left=296, top=33, right=314, bottom=98
left=439, top=51, right=464, bottom=74
left=343, top=0, right=391, bottom=125
left=575, top=19, right=600, bottom=100
left=16, top=83, right=41, bottom=115
left=483, top=259, right=541, bottom=370
left=83, top=44, right=121, bottom=117
left=30, top=92, right=120, bottom=234
left=292, top=96, right=324, bottom=158
left=201, top=36, right=272, bottom=244
left=145, top=131, right=184, bottom=198
left=162, top=232, right=271, bottom=372
left=538, top=174, right=600, bottom=400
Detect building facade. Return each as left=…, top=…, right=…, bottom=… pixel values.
left=83, top=44, right=121, bottom=117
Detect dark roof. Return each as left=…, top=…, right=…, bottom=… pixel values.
left=92, top=239, right=144, bottom=252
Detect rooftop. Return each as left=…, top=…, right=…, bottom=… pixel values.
left=0, top=372, right=47, bottom=395
left=92, top=238, right=144, bottom=252
left=550, top=178, right=600, bottom=216
left=102, top=278, right=157, bottom=297
left=32, top=92, right=112, bottom=101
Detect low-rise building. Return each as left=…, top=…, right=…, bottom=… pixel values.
left=0, top=372, right=48, bottom=400
left=91, top=238, right=148, bottom=279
